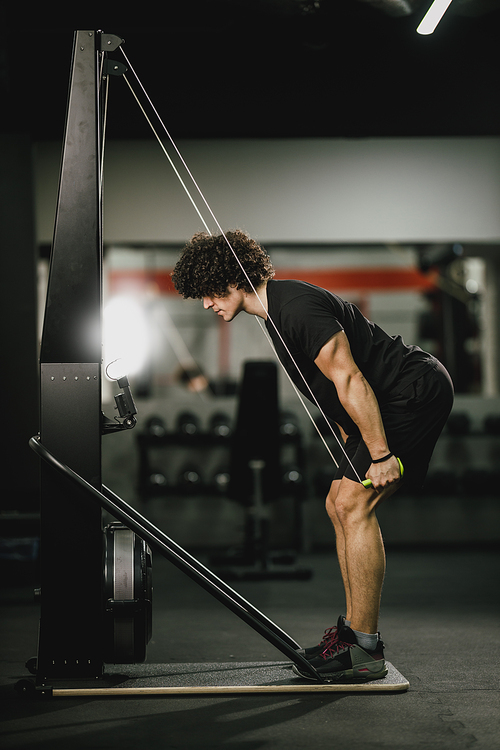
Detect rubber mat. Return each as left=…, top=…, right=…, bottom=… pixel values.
left=51, top=661, right=409, bottom=695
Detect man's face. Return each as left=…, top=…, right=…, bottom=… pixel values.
left=202, top=286, right=245, bottom=322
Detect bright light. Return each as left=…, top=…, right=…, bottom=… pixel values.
left=103, top=295, right=150, bottom=379
left=417, top=0, right=453, bottom=35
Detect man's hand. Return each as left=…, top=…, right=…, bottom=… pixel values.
left=364, top=455, right=402, bottom=490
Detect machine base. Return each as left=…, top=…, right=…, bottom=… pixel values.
left=45, top=660, right=409, bottom=696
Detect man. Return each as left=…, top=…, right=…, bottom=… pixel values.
left=172, top=229, right=454, bottom=682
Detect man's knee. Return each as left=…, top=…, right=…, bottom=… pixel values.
left=333, top=489, right=364, bottom=527
left=331, top=478, right=387, bottom=527
left=325, top=479, right=366, bottom=526
left=335, top=477, right=401, bottom=529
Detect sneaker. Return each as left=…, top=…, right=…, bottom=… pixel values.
left=293, top=617, right=388, bottom=683
left=296, top=616, right=345, bottom=659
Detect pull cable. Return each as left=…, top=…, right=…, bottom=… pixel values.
left=118, top=47, right=364, bottom=480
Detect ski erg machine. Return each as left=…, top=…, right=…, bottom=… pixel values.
left=26, top=30, right=408, bottom=696
left=28, top=29, right=318, bottom=691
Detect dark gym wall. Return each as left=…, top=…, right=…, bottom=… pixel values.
left=0, top=134, right=39, bottom=511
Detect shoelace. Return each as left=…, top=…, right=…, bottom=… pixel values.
left=321, top=638, right=354, bottom=660
left=319, top=625, right=339, bottom=648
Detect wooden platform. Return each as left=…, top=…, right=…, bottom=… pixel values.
left=50, top=661, right=409, bottom=696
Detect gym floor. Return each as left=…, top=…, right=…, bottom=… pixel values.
left=1, top=545, right=499, bottom=749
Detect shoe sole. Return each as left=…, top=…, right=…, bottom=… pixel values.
left=292, top=661, right=388, bottom=684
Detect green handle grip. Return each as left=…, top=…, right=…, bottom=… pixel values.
left=362, top=457, right=404, bottom=488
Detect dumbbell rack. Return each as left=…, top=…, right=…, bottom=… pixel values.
left=136, top=422, right=305, bottom=499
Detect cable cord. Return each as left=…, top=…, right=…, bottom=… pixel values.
left=118, top=47, right=365, bottom=480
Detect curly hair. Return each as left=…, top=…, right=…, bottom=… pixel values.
left=171, top=230, right=275, bottom=299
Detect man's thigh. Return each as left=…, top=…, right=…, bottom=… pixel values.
left=382, top=363, right=454, bottom=488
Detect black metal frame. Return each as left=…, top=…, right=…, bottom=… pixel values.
left=36, top=30, right=108, bottom=681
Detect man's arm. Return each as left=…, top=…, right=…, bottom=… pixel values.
left=314, top=330, right=401, bottom=489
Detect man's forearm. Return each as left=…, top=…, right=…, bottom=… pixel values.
left=337, top=371, right=389, bottom=460
left=314, top=331, right=401, bottom=488
left=339, top=371, right=402, bottom=487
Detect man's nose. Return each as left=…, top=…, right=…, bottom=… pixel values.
left=203, top=297, right=213, bottom=309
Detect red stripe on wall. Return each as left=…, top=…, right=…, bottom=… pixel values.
left=275, top=268, right=436, bottom=291
left=108, top=267, right=436, bottom=295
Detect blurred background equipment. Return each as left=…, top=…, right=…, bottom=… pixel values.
left=214, top=361, right=311, bottom=579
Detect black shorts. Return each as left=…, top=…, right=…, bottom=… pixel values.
left=334, top=360, right=454, bottom=490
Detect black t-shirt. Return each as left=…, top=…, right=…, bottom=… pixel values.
left=265, top=279, right=436, bottom=435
